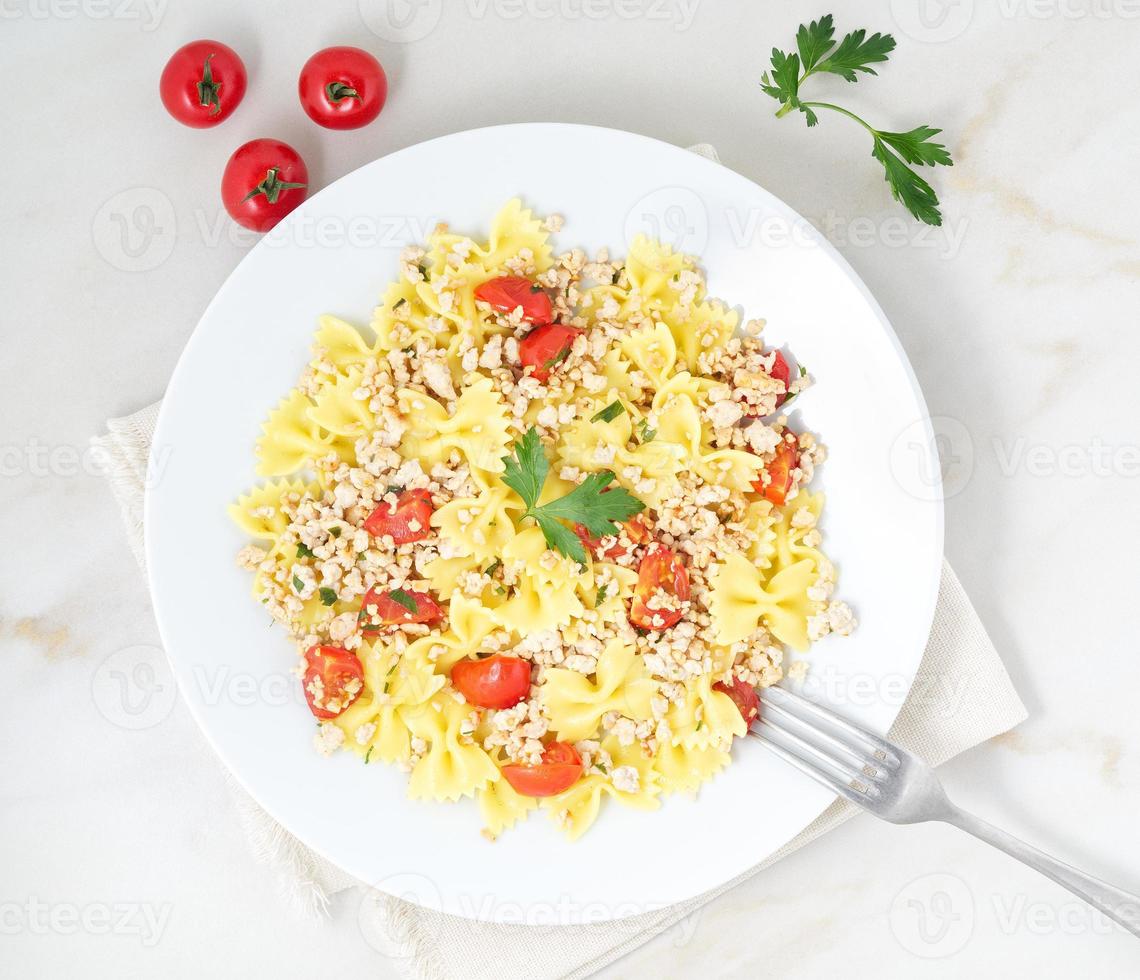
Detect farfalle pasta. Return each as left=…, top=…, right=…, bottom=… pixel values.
left=231, top=200, right=856, bottom=839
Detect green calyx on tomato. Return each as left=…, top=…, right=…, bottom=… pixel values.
left=325, top=81, right=362, bottom=104
left=196, top=54, right=222, bottom=115
left=242, top=167, right=308, bottom=206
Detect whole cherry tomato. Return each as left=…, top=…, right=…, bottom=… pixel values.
left=221, top=139, right=308, bottom=233
left=359, top=587, right=443, bottom=633
left=501, top=742, right=584, bottom=797
left=712, top=677, right=761, bottom=729
left=160, top=40, right=247, bottom=128
left=474, top=276, right=553, bottom=324
left=450, top=654, right=532, bottom=709
left=302, top=645, right=364, bottom=719
left=751, top=432, right=800, bottom=506
left=298, top=46, right=388, bottom=130
left=629, top=547, right=690, bottom=631
left=363, top=488, right=434, bottom=545
left=519, top=323, right=581, bottom=382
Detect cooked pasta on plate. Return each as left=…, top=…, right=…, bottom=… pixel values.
left=229, top=199, right=856, bottom=840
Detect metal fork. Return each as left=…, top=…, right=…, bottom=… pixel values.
left=751, top=685, right=1140, bottom=938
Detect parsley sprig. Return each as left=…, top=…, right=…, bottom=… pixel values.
left=761, top=14, right=953, bottom=226
left=501, top=428, right=645, bottom=566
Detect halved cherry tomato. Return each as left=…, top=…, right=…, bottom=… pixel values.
left=519, top=323, right=581, bottom=382
left=770, top=350, right=792, bottom=407
left=501, top=741, right=583, bottom=797
left=713, top=677, right=761, bottom=729
left=474, top=276, right=552, bottom=324
left=359, top=587, right=443, bottom=633
left=574, top=513, right=654, bottom=561
left=160, top=39, right=247, bottom=128
left=363, top=488, right=433, bottom=545
left=629, top=547, right=690, bottom=630
left=751, top=433, right=799, bottom=506
left=298, top=46, right=387, bottom=130
left=450, top=654, right=531, bottom=709
left=302, top=645, right=364, bottom=719
left=221, top=138, right=308, bottom=232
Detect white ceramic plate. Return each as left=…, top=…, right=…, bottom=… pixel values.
left=146, top=123, right=943, bottom=923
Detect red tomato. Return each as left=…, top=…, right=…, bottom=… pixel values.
left=713, top=677, right=761, bottom=729
left=501, top=742, right=584, bottom=797
left=450, top=654, right=532, bottom=709
left=574, top=513, right=654, bottom=561
left=363, top=488, right=433, bottom=545
left=519, top=323, right=581, bottom=382
left=298, top=46, right=388, bottom=130
left=359, top=587, right=442, bottom=633
left=160, top=39, right=246, bottom=128
left=629, top=548, right=690, bottom=630
left=770, top=350, right=792, bottom=407
left=474, top=276, right=553, bottom=324
left=302, top=645, right=364, bottom=719
left=221, top=139, right=308, bottom=233
left=751, top=433, right=799, bottom=506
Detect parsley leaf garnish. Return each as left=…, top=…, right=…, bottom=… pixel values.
left=292, top=574, right=304, bottom=593
left=761, top=14, right=952, bottom=225
left=388, top=588, right=419, bottom=614
left=591, top=400, right=625, bottom=424
left=596, top=583, right=609, bottom=606
left=319, top=587, right=338, bottom=606
left=501, top=427, right=645, bottom=565
left=330, top=526, right=342, bottom=538
left=296, top=542, right=315, bottom=558
left=364, top=746, right=373, bottom=764
left=636, top=419, right=657, bottom=443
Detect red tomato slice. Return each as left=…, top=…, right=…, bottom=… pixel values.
left=770, top=350, right=792, bottom=407
left=501, top=741, right=584, bottom=797
left=751, top=434, right=800, bottom=506
left=574, top=513, right=654, bottom=561
left=450, top=654, right=532, bottom=709
left=629, top=547, right=690, bottom=630
left=359, top=587, right=442, bottom=633
left=519, top=323, right=581, bottom=382
left=474, top=276, right=553, bottom=324
left=302, top=645, right=364, bottom=719
left=363, top=488, right=433, bottom=545
left=713, top=677, right=761, bottom=729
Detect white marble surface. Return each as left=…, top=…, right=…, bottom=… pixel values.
left=3, top=0, right=1139, bottom=976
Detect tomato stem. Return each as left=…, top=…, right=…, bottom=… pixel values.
left=325, top=81, right=361, bottom=104
left=242, top=167, right=307, bottom=205
left=196, top=53, right=222, bottom=116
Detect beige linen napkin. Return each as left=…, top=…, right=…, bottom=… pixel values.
left=93, top=143, right=1027, bottom=978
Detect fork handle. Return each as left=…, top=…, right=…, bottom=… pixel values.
left=945, top=807, right=1140, bottom=938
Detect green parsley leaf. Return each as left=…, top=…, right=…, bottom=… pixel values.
left=796, top=14, right=836, bottom=72
left=292, top=574, right=304, bottom=593
left=364, top=746, right=373, bottom=764
left=388, top=588, right=419, bottom=614
left=501, top=427, right=549, bottom=512
left=296, top=542, right=315, bottom=558
left=636, top=419, right=657, bottom=444
left=761, top=16, right=950, bottom=225
left=816, top=28, right=895, bottom=81
left=483, top=558, right=502, bottom=577
left=542, top=346, right=572, bottom=371
left=501, top=426, right=645, bottom=564
left=596, top=583, right=609, bottom=606
left=319, top=587, right=338, bottom=606
left=590, top=400, right=625, bottom=424
left=330, top=526, right=342, bottom=538
left=392, top=298, right=407, bottom=310
left=596, top=762, right=608, bottom=774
